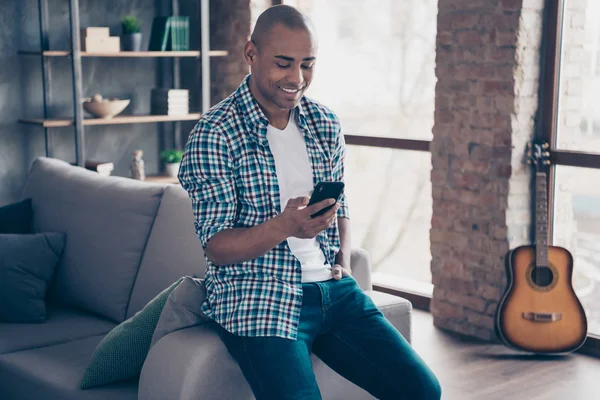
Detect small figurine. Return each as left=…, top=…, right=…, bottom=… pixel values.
left=130, top=149, right=145, bottom=181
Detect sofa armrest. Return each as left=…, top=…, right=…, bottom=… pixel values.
left=351, top=248, right=372, bottom=290
left=139, top=323, right=254, bottom=400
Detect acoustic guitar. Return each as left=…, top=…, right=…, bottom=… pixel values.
left=495, top=141, right=587, bottom=354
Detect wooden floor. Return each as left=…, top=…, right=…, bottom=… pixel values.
left=411, top=310, right=600, bottom=400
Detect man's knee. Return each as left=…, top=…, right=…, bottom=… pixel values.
left=386, top=364, right=441, bottom=400
left=421, top=374, right=442, bottom=400
left=408, top=367, right=442, bottom=400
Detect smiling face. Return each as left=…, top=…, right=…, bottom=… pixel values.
left=244, top=23, right=317, bottom=125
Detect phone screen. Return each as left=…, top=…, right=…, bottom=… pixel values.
left=308, top=182, right=345, bottom=218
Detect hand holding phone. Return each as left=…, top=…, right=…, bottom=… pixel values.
left=307, top=182, right=345, bottom=218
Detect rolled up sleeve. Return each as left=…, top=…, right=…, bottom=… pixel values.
left=331, top=125, right=350, bottom=220
left=178, top=121, right=237, bottom=249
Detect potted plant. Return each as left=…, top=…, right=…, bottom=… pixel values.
left=121, top=16, right=142, bottom=51
left=160, top=149, right=183, bottom=178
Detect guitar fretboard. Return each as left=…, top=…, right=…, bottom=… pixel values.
left=535, top=172, right=549, bottom=267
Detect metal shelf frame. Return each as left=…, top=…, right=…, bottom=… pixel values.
left=26, top=0, right=212, bottom=167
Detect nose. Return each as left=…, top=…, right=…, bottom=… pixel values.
left=287, top=65, right=304, bottom=87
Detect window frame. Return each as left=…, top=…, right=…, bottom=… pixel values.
left=526, top=0, right=600, bottom=356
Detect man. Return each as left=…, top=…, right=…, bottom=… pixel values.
left=179, top=5, right=441, bottom=400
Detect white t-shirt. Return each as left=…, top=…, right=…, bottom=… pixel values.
left=266, top=111, right=332, bottom=283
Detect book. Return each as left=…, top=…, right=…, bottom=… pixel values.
left=151, top=88, right=189, bottom=95
left=148, top=16, right=189, bottom=51
left=85, top=161, right=114, bottom=176
left=148, top=17, right=170, bottom=51
left=151, top=89, right=190, bottom=115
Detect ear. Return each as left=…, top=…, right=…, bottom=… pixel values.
left=244, top=40, right=257, bottom=66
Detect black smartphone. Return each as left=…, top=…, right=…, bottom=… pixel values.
left=308, top=181, right=345, bottom=218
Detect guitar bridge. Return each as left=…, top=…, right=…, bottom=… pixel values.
left=522, top=312, right=562, bottom=322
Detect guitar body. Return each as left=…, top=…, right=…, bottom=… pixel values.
left=496, top=245, right=588, bottom=354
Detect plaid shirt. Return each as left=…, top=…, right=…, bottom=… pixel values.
left=179, top=75, right=349, bottom=339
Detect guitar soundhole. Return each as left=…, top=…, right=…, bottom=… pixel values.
left=530, top=267, right=554, bottom=288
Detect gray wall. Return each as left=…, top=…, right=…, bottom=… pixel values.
left=0, top=0, right=214, bottom=205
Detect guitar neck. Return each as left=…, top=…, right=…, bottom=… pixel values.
left=535, top=172, right=549, bottom=267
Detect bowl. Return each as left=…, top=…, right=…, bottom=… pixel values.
left=82, top=98, right=130, bottom=119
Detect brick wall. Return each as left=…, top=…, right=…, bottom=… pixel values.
left=430, top=0, right=545, bottom=340
left=210, top=0, right=252, bottom=103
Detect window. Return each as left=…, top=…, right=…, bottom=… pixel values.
left=556, top=0, right=600, bottom=152
left=548, top=0, right=600, bottom=337
left=285, top=0, right=437, bottom=140
left=553, top=166, right=600, bottom=335
left=279, top=0, right=437, bottom=292
left=345, top=147, right=432, bottom=288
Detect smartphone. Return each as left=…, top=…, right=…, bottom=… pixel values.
left=308, top=181, right=345, bottom=218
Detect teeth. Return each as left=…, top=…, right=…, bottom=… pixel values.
left=281, top=87, right=298, bottom=93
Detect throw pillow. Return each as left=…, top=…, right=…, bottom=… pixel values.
left=0, top=198, right=33, bottom=234
left=150, top=276, right=211, bottom=349
left=80, top=277, right=184, bottom=389
left=0, top=233, right=66, bottom=322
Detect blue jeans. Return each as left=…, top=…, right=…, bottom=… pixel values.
left=217, top=276, right=441, bottom=400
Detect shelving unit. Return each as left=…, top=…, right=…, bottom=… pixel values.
left=19, top=113, right=203, bottom=128
left=18, top=50, right=228, bottom=58
left=19, top=0, right=224, bottom=180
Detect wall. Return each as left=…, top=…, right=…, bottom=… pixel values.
left=0, top=0, right=250, bottom=205
left=430, top=0, right=545, bottom=340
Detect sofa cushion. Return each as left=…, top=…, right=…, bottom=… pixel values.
left=126, top=185, right=207, bottom=318
left=21, top=157, right=165, bottom=322
left=0, top=233, right=66, bottom=322
left=0, top=198, right=33, bottom=234
left=0, top=306, right=116, bottom=355
left=0, top=335, right=137, bottom=400
left=81, top=278, right=183, bottom=389
left=151, top=276, right=210, bottom=348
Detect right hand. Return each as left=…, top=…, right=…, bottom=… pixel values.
left=277, top=196, right=339, bottom=239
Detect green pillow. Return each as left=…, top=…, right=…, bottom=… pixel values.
left=80, top=278, right=183, bottom=389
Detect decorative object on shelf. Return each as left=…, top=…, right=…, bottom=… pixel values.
left=151, top=88, right=189, bottom=116
left=121, top=16, right=143, bottom=52
left=130, top=150, right=145, bottom=181
left=85, top=161, right=114, bottom=176
left=81, top=26, right=120, bottom=53
left=82, top=94, right=130, bottom=119
left=148, top=16, right=189, bottom=51
left=160, top=149, right=183, bottom=178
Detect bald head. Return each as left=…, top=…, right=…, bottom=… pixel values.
left=244, top=5, right=318, bottom=125
left=251, top=5, right=315, bottom=48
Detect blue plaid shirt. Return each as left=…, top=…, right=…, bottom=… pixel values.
left=179, top=75, right=349, bottom=339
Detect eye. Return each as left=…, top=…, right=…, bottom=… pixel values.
left=301, top=64, right=314, bottom=70
left=276, top=63, right=291, bottom=69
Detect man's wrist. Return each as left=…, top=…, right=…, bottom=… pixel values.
left=335, top=250, right=351, bottom=271
left=270, top=213, right=292, bottom=242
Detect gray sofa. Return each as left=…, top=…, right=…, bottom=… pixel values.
left=0, top=157, right=413, bottom=400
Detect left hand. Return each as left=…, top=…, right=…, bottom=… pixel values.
left=331, top=264, right=352, bottom=280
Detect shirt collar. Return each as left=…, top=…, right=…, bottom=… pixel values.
left=234, top=75, right=309, bottom=141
